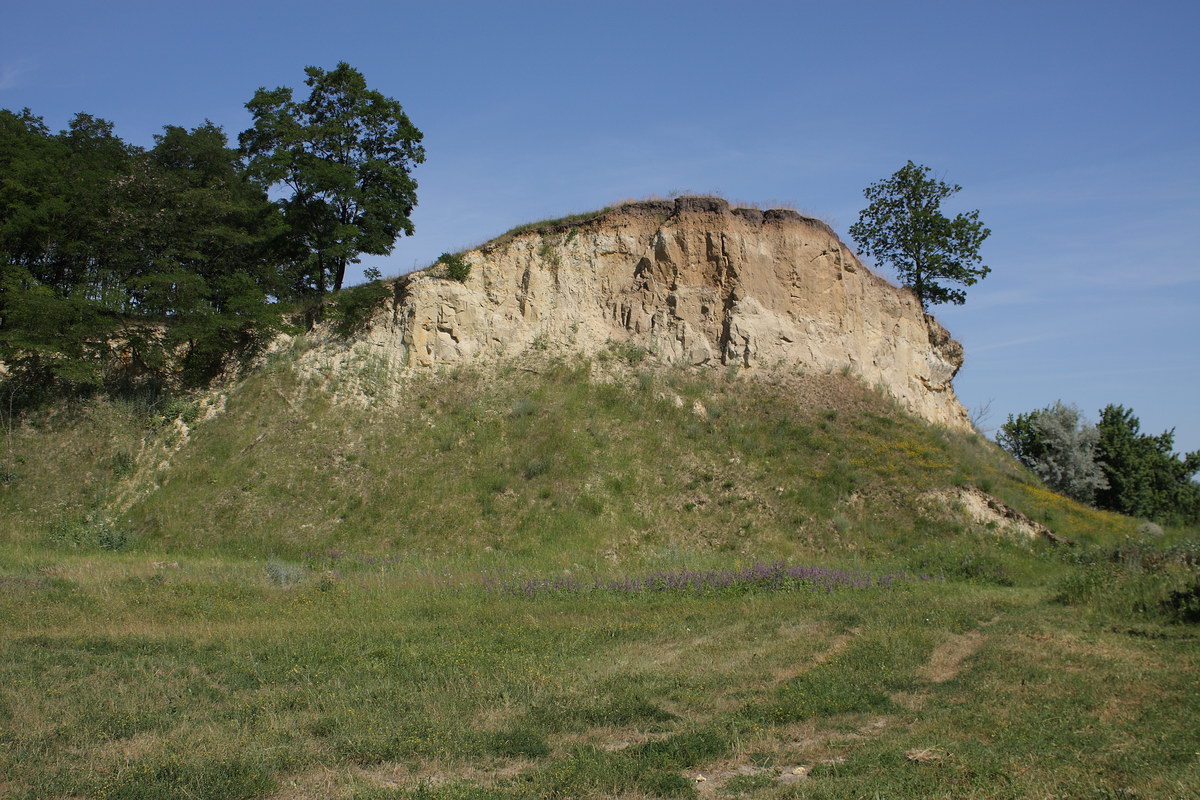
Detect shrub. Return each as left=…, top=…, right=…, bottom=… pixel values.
left=1164, top=581, right=1200, bottom=622
left=327, top=280, right=391, bottom=336
left=438, top=252, right=471, bottom=283
left=159, top=395, right=203, bottom=425
left=264, top=559, right=306, bottom=587
left=509, top=398, right=538, bottom=418
left=1137, top=521, right=1165, bottom=539
left=1053, top=541, right=1200, bottom=623
left=97, top=523, right=129, bottom=551
left=1052, top=565, right=1112, bottom=606
left=537, top=240, right=561, bottom=269
left=997, top=401, right=1107, bottom=503
left=911, top=548, right=1014, bottom=586
left=523, top=457, right=551, bottom=480
left=47, top=515, right=130, bottom=551
left=605, top=340, right=647, bottom=365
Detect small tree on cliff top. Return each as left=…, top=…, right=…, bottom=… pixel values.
left=849, top=161, right=991, bottom=309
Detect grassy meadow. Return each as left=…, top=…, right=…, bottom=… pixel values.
left=1, top=349, right=1197, bottom=798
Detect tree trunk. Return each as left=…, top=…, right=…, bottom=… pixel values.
left=334, top=257, right=346, bottom=293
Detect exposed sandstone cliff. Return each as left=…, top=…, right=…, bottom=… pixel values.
left=296, top=197, right=971, bottom=430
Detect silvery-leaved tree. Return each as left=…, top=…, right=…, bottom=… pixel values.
left=239, top=62, right=424, bottom=296
left=998, top=402, right=1108, bottom=504
left=849, top=161, right=990, bottom=310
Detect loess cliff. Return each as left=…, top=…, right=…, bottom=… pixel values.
left=299, top=196, right=971, bottom=429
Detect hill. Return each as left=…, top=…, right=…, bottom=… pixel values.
left=294, top=196, right=970, bottom=429
left=0, top=352, right=1136, bottom=562
left=0, top=200, right=1197, bottom=799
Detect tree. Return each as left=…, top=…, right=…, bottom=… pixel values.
left=999, top=401, right=1200, bottom=524
left=239, top=62, right=425, bottom=295
left=1094, top=405, right=1200, bottom=525
left=0, top=110, right=129, bottom=394
left=1, top=108, right=286, bottom=398
left=122, top=122, right=287, bottom=382
left=997, top=401, right=1107, bottom=504
left=849, top=161, right=991, bottom=309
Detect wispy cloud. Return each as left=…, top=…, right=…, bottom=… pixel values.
left=948, top=288, right=1045, bottom=312
left=970, top=334, right=1054, bottom=353
left=0, top=64, right=28, bottom=90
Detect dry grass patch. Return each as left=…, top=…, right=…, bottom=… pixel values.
left=916, top=629, right=986, bottom=683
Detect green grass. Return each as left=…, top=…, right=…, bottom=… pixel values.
left=1, top=356, right=1197, bottom=798
left=1, top=356, right=1142, bottom=563
left=486, top=207, right=618, bottom=246
left=0, top=554, right=1195, bottom=798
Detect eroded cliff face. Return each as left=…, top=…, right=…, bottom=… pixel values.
left=300, top=197, right=971, bottom=429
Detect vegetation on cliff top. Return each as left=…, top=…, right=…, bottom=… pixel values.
left=1, top=62, right=420, bottom=409
left=240, top=62, right=424, bottom=295
left=850, top=161, right=991, bottom=310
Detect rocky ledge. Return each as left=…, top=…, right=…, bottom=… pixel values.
left=308, top=197, right=971, bottom=430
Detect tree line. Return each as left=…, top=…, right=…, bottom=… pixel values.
left=999, top=402, right=1200, bottom=526
left=0, top=62, right=422, bottom=402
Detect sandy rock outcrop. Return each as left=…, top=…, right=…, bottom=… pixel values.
left=923, top=487, right=1068, bottom=543
left=300, top=197, right=972, bottom=429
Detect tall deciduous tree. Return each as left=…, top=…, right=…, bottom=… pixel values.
left=999, top=400, right=1200, bottom=524
left=239, top=62, right=425, bottom=295
left=0, top=110, right=128, bottom=392
left=122, top=122, right=287, bottom=382
left=1, top=108, right=286, bottom=397
left=849, top=161, right=991, bottom=309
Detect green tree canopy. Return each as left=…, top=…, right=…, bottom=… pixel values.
left=239, top=62, right=425, bottom=295
left=1095, top=405, right=1200, bottom=525
left=999, top=400, right=1200, bottom=525
left=849, top=161, right=991, bottom=309
left=1, top=108, right=285, bottom=398
left=121, top=122, right=287, bottom=382
left=1, top=110, right=130, bottom=392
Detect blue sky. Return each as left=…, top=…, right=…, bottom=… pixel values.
left=3, top=0, right=1197, bottom=452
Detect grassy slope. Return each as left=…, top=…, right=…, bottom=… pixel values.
left=1, top=348, right=1197, bottom=799
left=2, top=350, right=1138, bottom=561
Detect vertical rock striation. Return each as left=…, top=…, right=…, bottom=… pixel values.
left=323, top=197, right=971, bottom=429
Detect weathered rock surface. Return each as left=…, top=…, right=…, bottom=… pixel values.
left=300, top=197, right=971, bottom=429
left=923, top=487, right=1068, bottom=543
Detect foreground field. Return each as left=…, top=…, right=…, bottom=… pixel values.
left=1, top=358, right=1198, bottom=798
left=2, top=545, right=1198, bottom=799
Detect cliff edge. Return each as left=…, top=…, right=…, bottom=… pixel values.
left=300, top=196, right=971, bottom=430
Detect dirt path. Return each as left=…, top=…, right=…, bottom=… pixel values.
left=694, top=619, right=999, bottom=795
left=772, top=625, right=862, bottom=683
left=918, top=629, right=986, bottom=683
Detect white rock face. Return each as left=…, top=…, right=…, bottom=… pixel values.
left=308, top=197, right=971, bottom=430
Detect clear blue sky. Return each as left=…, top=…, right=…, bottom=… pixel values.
left=4, top=0, right=1197, bottom=452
